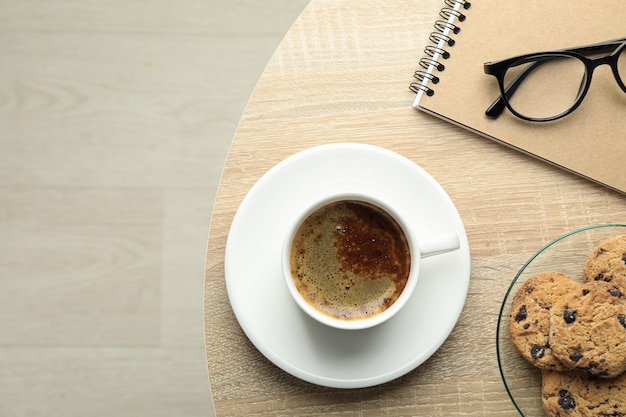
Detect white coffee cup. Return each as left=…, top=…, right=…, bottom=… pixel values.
left=281, top=192, right=460, bottom=330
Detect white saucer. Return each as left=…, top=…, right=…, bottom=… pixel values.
left=224, top=143, right=470, bottom=389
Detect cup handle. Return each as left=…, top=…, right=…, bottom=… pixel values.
left=419, top=232, right=460, bottom=258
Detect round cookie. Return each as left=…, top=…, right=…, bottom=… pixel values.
left=541, top=369, right=626, bottom=417
left=549, top=280, right=626, bottom=377
left=509, top=271, right=581, bottom=370
left=583, top=234, right=626, bottom=288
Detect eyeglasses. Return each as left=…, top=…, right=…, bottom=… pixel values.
left=483, top=37, right=626, bottom=122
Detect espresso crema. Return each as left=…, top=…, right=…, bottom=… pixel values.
left=289, top=200, right=411, bottom=320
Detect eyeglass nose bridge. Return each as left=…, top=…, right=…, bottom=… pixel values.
left=586, top=53, right=616, bottom=76
left=580, top=42, right=626, bottom=94
left=609, top=42, right=626, bottom=92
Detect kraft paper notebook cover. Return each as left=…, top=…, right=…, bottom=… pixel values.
left=411, top=0, right=626, bottom=194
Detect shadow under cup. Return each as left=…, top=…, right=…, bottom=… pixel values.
left=282, top=194, right=460, bottom=330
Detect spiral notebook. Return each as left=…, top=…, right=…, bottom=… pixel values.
left=411, top=0, right=626, bottom=194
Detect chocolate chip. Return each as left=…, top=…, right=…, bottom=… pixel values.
left=563, top=308, right=576, bottom=324
left=623, top=254, right=626, bottom=264
left=583, top=289, right=590, bottom=295
left=595, top=273, right=606, bottom=281
left=523, top=323, right=530, bottom=329
left=558, top=390, right=576, bottom=411
left=609, top=288, right=622, bottom=297
left=515, top=305, right=527, bottom=322
left=531, top=344, right=546, bottom=359
left=570, top=352, right=583, bottom=363
left=618, top=314, right=626, bottom=329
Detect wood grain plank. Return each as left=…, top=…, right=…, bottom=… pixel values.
left=0, top=187, right=162, bottom=347
left=161, top=188, right=213, bottom=349
left=0, top=0, right=310, bottom=415
left=0, top=347, right=214, bottom=417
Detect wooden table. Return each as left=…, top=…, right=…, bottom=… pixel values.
left=204, top=0, right=626, bottom=415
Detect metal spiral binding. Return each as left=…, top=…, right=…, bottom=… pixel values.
left=434, top=19, right=461, bottom=36
left=444, top=0, right=472, bottom=10
left=409, top=0, right=471, bottom=96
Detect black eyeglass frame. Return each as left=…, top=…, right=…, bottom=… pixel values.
left=483, top=37, right=626, bottom=122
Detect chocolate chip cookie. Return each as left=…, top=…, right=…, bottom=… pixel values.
left=549, top=280, right=626, bottom=378
left=541, top=369, right=626, bottom=417
left=509, top=272, right=581, bottom=370
left=583, top=234, right=626, bottom=288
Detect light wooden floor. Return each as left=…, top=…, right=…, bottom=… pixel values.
left=0, top=1, right=308, bottom=415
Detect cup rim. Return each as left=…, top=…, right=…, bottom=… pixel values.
left=281, top=192, right=420, bottom=330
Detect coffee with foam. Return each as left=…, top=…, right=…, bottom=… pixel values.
left=289, top=200, right=411, bottom=321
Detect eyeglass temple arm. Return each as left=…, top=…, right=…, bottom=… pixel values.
left=568, top=38, right=626, bottom=55
left=484, top=58, right=548, bottom=118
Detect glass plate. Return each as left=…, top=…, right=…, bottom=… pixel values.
left=496, top=224, right=626, bottom=417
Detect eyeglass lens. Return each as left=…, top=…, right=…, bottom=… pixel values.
left=502, top=47, right=626, bottom=120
